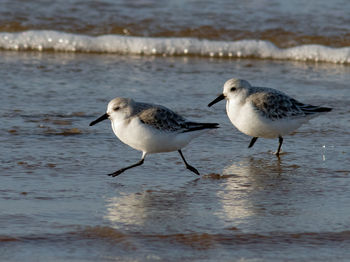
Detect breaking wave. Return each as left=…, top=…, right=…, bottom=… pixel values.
left=1, top=30, right=349, bottom=64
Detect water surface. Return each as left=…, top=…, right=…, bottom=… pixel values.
left=1, top=52, right=349, bottom=261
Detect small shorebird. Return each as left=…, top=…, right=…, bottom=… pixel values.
left=208, top=78, right=332, bottom=156
left=90, top=97, right=219, bottom=176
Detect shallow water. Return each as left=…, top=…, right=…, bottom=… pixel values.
left=1, top=51, right=349, bottom=261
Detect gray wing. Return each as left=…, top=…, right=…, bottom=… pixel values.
left=137, top=106, right=188, bottom=132
left=137, top=106, right=219, bottom=132
left=250, top=90, right=306, bottom=120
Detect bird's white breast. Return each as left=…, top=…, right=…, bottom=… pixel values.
left=111, top=117, right=198, bottom=153
left=226, top=98, right=307, bottom=138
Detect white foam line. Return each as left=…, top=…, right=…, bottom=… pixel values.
left=0, top=30, right=349, bottom=64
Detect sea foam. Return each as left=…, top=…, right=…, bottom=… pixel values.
left=1, top=30, right=349, bottom=64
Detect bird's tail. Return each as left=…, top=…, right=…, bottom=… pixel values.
left=182, top=122, right=219, bottom=133
left=300, top=104, right=332, bottom=115
left=294, top=100, right=332, bottom=115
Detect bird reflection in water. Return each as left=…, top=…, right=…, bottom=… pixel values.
left=211, top=156, right=296, bottom=224
left=104, top=188, right=196, bottom=231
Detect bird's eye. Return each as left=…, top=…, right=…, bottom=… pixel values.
left=230, top=87, right=236, bottom=91
left=114, top=106, right=120, bottom=111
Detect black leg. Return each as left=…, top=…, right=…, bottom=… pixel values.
left=178, top=150, right=200, bottom=176
left=108, top=153, right=146, bottom=177
left=248, top=137, right=258, bottom=148
left=275, top=136, right=283, bottom=157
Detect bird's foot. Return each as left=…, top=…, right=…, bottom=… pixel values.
left=107, top=169, right=125, bottom=177
left=273, top=150, right=286, bottom=157
left=186, top=164, right=200, bottom=176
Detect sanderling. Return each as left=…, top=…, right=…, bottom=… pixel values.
left=90, top=97, right=219, bottom=176
left=208, top=78, right=332, bottom=156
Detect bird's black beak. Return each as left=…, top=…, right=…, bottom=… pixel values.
left=89, top=113, right=109, bottom=126
left=208, top=94, right=225, bottom=107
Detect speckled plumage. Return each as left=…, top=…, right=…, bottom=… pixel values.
left=247, top=86, right=315, bottom=120
left=137, top=105, right=187, bottom=132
